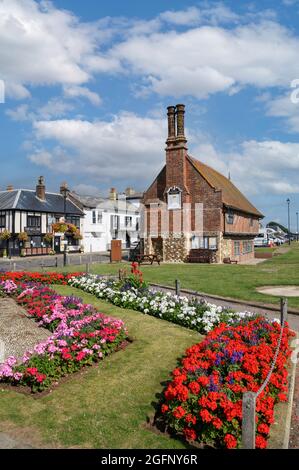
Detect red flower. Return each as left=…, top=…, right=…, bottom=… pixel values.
left=173, top=406, right=186, bottom=419
left=212, top=417, right=223, bottom=430
left=256, top=435, right=267, bottom=449
left=200, top=409, right=213, bottom=423
left=224, top=434, right=237, bottom=449
left=183, top=428, right=197, bottom=442
left=185, top=414, right=197, bottom=425
left=188, top=381, right=200, bottom=395
left=257, top=423, right=270, bottom=435
left=161, top=404, right=169, bottom=414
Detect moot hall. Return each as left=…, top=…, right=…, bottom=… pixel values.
left=142, top=105, right=263, bottom=263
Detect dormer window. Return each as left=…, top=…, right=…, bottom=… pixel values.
left=226, top=209, right=234, bottom=225
left=167, top=186, right=182, bottom=210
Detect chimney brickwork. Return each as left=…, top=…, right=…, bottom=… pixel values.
left=36, top=176, right=46, bottom=200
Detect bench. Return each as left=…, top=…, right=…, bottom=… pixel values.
left=136, top=254, right=161, bottom=266
left=223, top=257, right=238, bottom=264
left=187, top=249, right=217, bottom=264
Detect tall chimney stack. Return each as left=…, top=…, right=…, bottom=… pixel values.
left=36, top=176, right=46, bottom=200
left=166, top=106, right=176, bottom=145
left=175, top=104, right=187, bottom=144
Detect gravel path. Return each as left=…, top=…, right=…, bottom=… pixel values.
left=0, top=297, right=51, bottom=363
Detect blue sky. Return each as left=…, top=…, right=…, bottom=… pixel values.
left=1, top=1, right=299, bottom=229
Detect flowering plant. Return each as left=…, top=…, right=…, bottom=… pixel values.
left=0, top=283, right=128, bottom=392
left=69, top=274, right=261, bottom=335
left=17, top=232, right=29, bottom=242
left=0, top=229, right=11, bottom=241
left=0, top=272, right=82, bottom=285
left=158, top=317, right=295, bottom=449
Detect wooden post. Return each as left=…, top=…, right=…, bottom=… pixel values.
left=175, top=279, right=181, bottom=296
left=242, top=392, right=256, bottom=449
left=13, top=262, right=16, bottom=272
left=55, top=256, right=58, bottom=268
left=280, top=298, right=288, bottom=326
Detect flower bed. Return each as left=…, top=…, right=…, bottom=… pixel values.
left=68, top=274, right=262, bottom=335
left=157, top=317, right=295, bottom=449
left=0, top=280, right=128, bottom=392
left=0, top=272, right=81, bottom=285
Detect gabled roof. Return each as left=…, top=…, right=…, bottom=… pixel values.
left=188, top=156, right=263, bottom=217
left=0, top=189, right=84, bottom=215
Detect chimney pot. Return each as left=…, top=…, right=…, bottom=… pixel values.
left=167, top=106, right=176, bottom=144
left=6, top=185, right=14, bottom=191
left=36, top=176, right=46, bottom=200
left=109, top=187, right=117, bottom=201
left=176, top=104, right=186, bottom=141
left=60, top=181, right=69, bottom=196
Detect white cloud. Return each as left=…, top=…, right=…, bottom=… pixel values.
left=26, top=108, right=299, bottom=199
left=0, top=0, right=109, bottom=99
left=6, top=98, right=74, bottom=121
left=111, top=20, right=299, bottom=98
left=63, top=85, right=102, bottom=106
left=195, top=139, right=299, bottom=195
left=159, top=4, right=239, bottom=26
left=29, top=112, right=167, bottom=185
left=265, top=91, right=299, bottom=133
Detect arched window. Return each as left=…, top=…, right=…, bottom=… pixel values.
left=167, top=186, right=182, bottom=210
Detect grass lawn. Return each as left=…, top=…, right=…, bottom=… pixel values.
left=42, top=243, right=299, bottom=309
left=0, top=286, right=201, bottom=449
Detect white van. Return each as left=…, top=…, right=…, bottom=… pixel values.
left=254, top=229, right=268, bottom=247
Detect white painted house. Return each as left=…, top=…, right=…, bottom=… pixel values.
left=71, top=188, right=141, bottom=253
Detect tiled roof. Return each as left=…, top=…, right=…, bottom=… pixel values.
left=188, top=156, right=263, bottom=217
left=0, top=190, right=84, bottom=215
left=0, top=190, right=19, bottom=210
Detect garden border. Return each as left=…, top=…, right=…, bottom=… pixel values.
left=149, top=283, right=299, bottom=316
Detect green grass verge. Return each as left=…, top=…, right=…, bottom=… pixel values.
left=40, top=243, right=299, bottom=309
left=0, top=286, right=201, bottom=449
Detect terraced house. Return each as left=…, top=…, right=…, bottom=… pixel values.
left=0, top=177, right=84, bottom=257
left=142, top=105, right=263, bottom=263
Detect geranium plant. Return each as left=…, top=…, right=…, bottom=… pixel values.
left=157, top=317, right=295, bottom=449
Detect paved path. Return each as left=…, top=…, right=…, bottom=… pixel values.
left=0, top=297, right=51, bottom=362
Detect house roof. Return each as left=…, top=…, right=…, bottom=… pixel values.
left=72, top=192, right=139, bottom=214
left=0, top=189, right=84, bottom=215
left=188, top=156, right=263, bottom=217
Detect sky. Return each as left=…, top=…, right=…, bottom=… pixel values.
left=1, top=1, right=299, bottom=229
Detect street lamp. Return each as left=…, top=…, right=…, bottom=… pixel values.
left=287, top=198, right=291, bottom=245
left=296, top=211, right=299, bottom=242
left=61, top=182, right=68, bottom=267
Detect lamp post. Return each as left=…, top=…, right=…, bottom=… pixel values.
left=287, top=198, right=291, bottom=245
left=61, top=183, right=68, bottom=267
left=296, top=211, right=299, bottom=242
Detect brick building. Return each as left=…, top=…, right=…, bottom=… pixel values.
left=142, top=105, right=263, bottom=263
